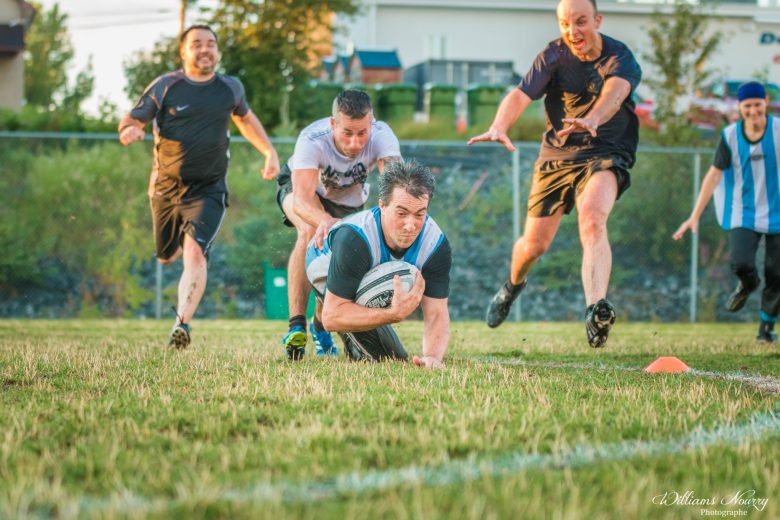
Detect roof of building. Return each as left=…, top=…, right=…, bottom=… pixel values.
left=353, top=49, right=401, bottom=69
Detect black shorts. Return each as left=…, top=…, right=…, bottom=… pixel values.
left=149, top=192, right=227, bottom=260
left=527, top=156, right=631, bottom=217
left=276, top=163, right=363, bottom=227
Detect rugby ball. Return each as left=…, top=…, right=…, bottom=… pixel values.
left=355, top=261, right=420, bottom=308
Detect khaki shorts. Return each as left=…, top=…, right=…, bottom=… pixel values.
left=527, top=156, right=631, bottom=217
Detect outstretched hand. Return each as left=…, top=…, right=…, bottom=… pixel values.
left=467, top=129, right=516, bottom=152
left=672, top=218, right=699, bottom=241
left=413, top=355, right=444, bottom=369
left=558, top=117, right=599, bottom=138
left=313, top=216, right=340, bottom=250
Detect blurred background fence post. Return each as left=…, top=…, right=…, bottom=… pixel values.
left=690, top=153, right=702, bottom=323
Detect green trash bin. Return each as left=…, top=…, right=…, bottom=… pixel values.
left=381, top=83, right=417, bottom=124
left=363, top=84, right=385, bottom=120
left=263, top=261, right=315, bottom=320
left=467, top=84, right=507, bottom=129
left=424, top=83, right=457, bottom=125
left=296, top=81, right=343, bottom=123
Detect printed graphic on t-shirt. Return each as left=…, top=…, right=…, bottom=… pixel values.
left=321, top=163, right=368, bottom=190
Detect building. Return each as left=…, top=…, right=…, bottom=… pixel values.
left=323, top=49, right=403, bottom=84
left=0, top=0, right=34, bottom=111
left=335, top=0, right=780, bottom=95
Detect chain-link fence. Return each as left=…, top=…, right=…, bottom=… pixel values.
left=0, top=132, right=766, bottom=322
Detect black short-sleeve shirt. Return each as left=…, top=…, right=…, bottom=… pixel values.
left=131, top=71, right=249, bottom=199
left=518, top=34, right=642, bottom=166
left=326, top=226, right=452, bottom=301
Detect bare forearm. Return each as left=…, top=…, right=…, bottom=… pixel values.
left=690, top=167, right=723, bottom=220
left=236, top=113, right=275, bottom=158
left=294, top=194, right=331, bottom=228
left=322, top=301, right=401, bottom=332
left=117, top=114, right=144, bottom=133
left=489, top=89, right=532, bottom=134
left=422, top=314, right=450, bottom=362
left=586, top=78, right=631, bottom=126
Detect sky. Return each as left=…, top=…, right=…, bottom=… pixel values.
left=36, top=0, right=217, bottom=115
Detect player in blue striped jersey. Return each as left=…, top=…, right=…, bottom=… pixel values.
left=674, top=82, right=780, bottom=343
left=305, top=160, right=452, bottom=368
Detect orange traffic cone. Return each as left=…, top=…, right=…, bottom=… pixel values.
left=644, top=356, right=690, bottom=374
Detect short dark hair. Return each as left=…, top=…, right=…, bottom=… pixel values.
left=180, top=25, right=218, bottom=46
left=332, top=89, right=373, bottom=120
left=378, top=160, right=436, bottom=205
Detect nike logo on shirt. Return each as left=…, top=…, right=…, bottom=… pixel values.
left=176, top=105, right=190, bottom=111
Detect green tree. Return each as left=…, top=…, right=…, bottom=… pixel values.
left=642, top=0, right=723, bottom=139
left=23, top=2, right=94, bottom=111
left=208, top=0, right=356, bottom=131
left=123, top=0, right=356, bottom=130
left=24, top=2, right=72, bottom=107
left=123, top=37, right=180, bottom=100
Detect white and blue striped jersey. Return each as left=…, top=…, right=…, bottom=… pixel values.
left=713, top=117, right=780, bottom=233
left=305, top=207, right=450, bottom=299
left=327, top=207, right=445, bottom=270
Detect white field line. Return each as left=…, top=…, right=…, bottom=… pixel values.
left=477, top=357, right=780, bottom=393
left=63, top=359, right=780, bottom=516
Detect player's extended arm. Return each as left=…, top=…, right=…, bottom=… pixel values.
left=321, top=274, right=425, bottom=332
left=117, top=114, right=147, bottom=146
left=672, top=166, right=724, bottom=240
left=413, top=296, right=450, bottom=369
left=232, top=111, right=280, bottom=180
left=291, top=168, right=331, bottom=227
left=559, top=77, right=631, bottom=137
left=467, top=88, right=533, bottom=151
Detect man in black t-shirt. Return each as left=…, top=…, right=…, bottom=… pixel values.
left=468, top=0, right=641, bottom=348
left=305, top=160, right=452, bottom=368
left=118, top=24, right=279, bottom=349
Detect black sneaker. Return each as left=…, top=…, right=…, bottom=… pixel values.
left=726, top=275, right=760, bottom=312
left=585, top=299, right=616, bottom=348
left=486, top=280, right=526, bottom=328
left=756, top=320, right=778, bottom=344
left=168, top=323, right=191, bottom=349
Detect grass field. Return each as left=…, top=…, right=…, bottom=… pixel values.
left=1, top=320, right=779, bottom=519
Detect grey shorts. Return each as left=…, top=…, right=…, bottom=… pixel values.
left=276, top=163, right=362, bottom=227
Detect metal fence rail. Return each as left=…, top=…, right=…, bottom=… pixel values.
left=1, top=132, right=760, bottom=322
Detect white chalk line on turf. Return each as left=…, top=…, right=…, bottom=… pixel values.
left=67, top=359, right=780, bottom=515
left=477, top=357, right=780, bottom=393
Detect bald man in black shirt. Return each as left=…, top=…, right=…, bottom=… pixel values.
left=469, top=0, right=642, bottom=348
left=118, top=24, right=279, bottom=349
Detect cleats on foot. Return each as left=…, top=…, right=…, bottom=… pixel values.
left=585, top=299, right=616, bottom=349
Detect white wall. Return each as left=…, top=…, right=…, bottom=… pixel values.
left=336, top=1, right=780, bottom=94
left=0, top=0, right=24, bottom=110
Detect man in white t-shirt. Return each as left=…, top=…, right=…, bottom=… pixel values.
left=275, top=89, right=401, bottom=360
